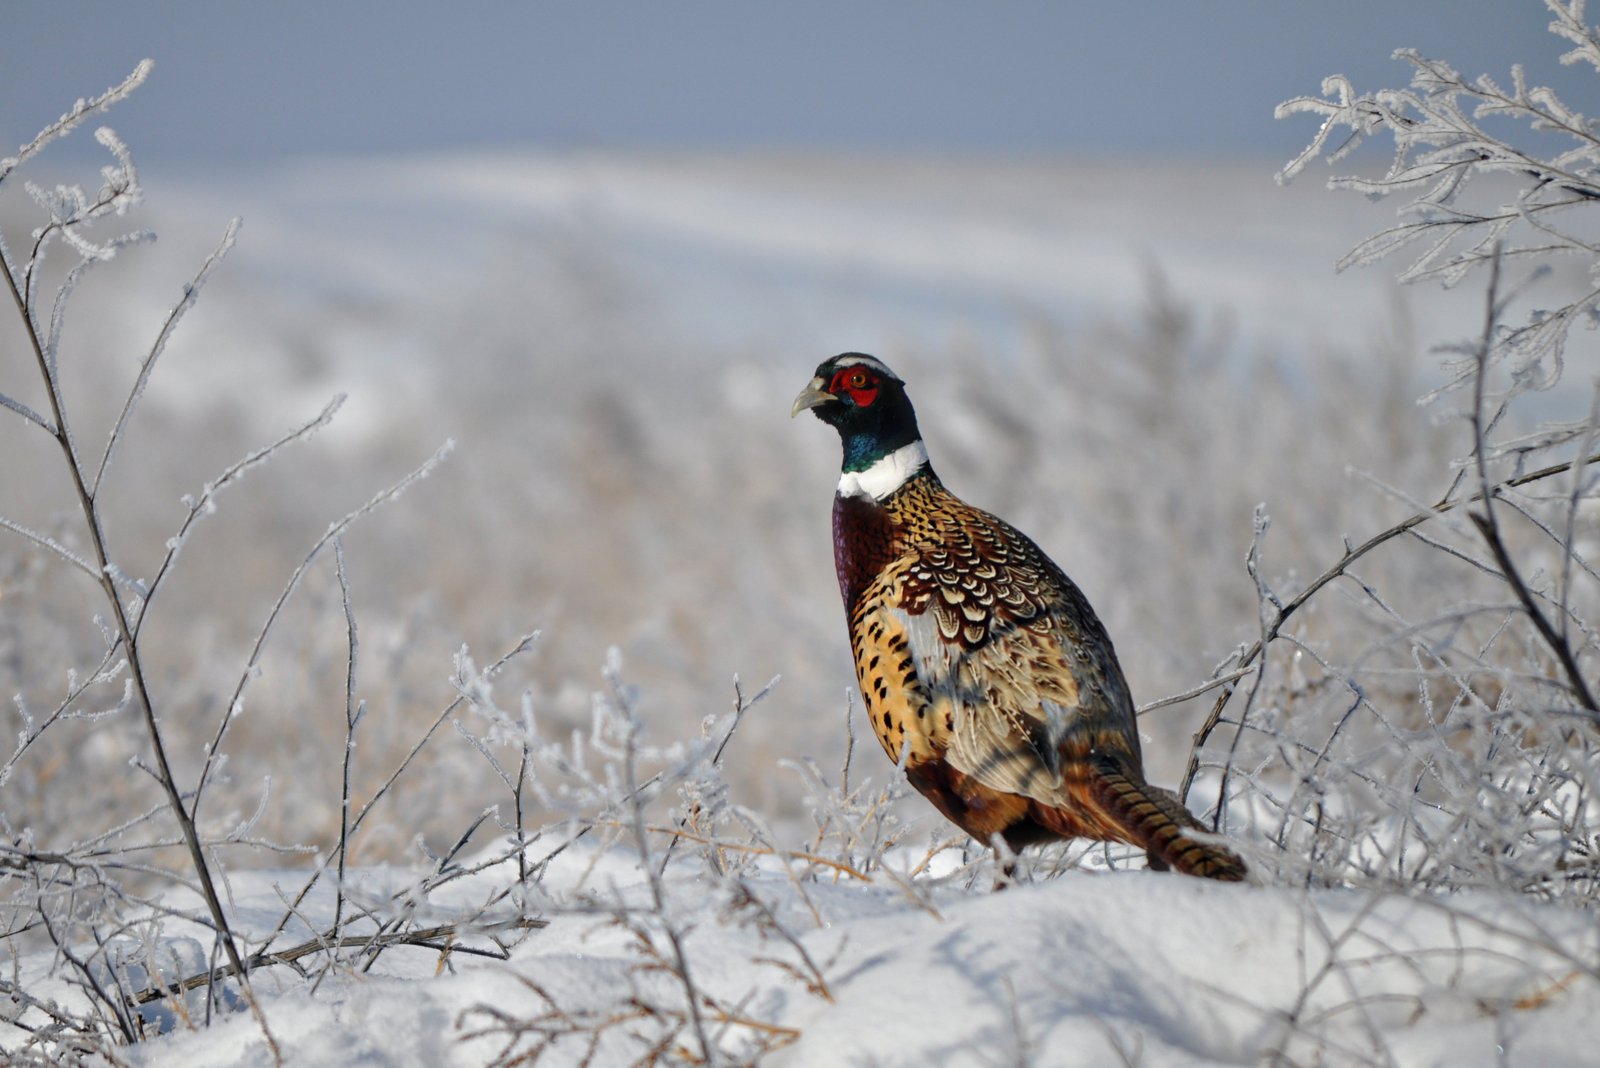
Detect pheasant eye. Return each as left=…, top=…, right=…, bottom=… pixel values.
left=833, top=367, right=872, bottom=391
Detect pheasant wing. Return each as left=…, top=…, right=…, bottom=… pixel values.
left=892, top=502, right=1142, bottom=805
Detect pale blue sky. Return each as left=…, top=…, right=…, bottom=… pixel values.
left=4, top=2, right=1585, bottom=165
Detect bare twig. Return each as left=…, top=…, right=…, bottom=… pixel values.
left=1, top=111, right=270, bottom=1052
left=1463, top=251, right=1599, bottom=714
left=333, top=537, right=362, bottom=936
left=1180, top=445, right=1600, bottom=800
left=0, top=61, right=153, bottom=184
left=605, top=661, right=715, bottom=1065
left=596, top=820, right=872, bottom=883
left=1468, top=516, right=1599, bottom=713
left=1137, top=665, right=1256, bottom=717
left=135, top=394, right=346, bottom=634
left=130, top=917, right=548, bottom=1006
left=192, top=438, right=456, bottom=808
left=91, top=218, right=240, bottom=497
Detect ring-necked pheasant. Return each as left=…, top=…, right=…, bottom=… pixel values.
left=793, top=353, right=1246, bottom=881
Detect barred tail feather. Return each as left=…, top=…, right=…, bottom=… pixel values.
left=1087, top=760, right=1248, bottom=882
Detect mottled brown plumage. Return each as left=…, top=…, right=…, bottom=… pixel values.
left=795, top=353, right=1246, bottom=882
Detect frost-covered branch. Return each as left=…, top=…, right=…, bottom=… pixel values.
left=0, top=61, right=152, bottom=186
left=1277, top=0, right=1600, bottom=392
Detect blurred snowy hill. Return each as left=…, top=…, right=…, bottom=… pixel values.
left=139, top=151, right=1473, bottom=416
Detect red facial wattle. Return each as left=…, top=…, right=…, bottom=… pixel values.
left=829, top=367, right=879, bottom=408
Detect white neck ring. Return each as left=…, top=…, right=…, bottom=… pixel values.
left=837, top=440, right=929, bottom=501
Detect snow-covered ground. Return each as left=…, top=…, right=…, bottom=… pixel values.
left=5, top=147, right=1600, bottom=1065
left=69, top=843, right=1600, bottom=1067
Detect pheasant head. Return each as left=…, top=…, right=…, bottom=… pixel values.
left=791, top=352, right=929, bottom=500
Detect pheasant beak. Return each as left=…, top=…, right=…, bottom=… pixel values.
left=791, top=379, right=836, bottom=418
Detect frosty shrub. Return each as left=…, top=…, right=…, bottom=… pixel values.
left=0, top=65, right=549, bottom=1061
left=1186, top=0, right=1600, bottom=901
left=0, top=65, right=911, bottom=1065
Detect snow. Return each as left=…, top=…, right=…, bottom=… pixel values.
left=38, top=843, right=1583, bottom=1067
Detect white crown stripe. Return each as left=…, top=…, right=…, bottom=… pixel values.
left=831, top=353, right=896, bottom=376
